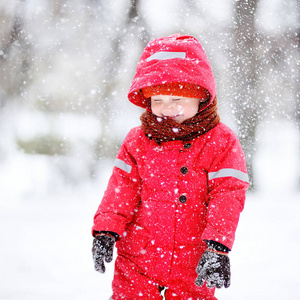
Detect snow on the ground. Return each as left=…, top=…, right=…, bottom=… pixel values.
left=216, top=192, right=300, bottom=300
left=1, top=119, right=300, bottom=299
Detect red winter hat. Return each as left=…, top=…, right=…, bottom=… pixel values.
left=142, top=82, right=209, bottom=99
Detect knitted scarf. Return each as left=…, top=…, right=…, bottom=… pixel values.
left=140, top=97, right=220, bottom=143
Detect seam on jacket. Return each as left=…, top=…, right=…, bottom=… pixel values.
left=208, top=168, right=249, bottom=183
left=115, top=158, right=132, bottom=174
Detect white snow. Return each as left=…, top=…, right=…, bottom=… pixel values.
left=0, top=0, right=299, bottom=298
left=1, top=117, right=300, bottom=300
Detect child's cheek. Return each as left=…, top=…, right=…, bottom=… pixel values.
left=151, top=106, right=159, bottom=116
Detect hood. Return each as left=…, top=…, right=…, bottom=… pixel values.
left=128, top=34, right=217, bottom=110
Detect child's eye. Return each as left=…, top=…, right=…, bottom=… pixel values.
left=173, top=98, right=181, bottom=102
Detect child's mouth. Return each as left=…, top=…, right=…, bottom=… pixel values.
left=165, top=114, right=182, bottom=120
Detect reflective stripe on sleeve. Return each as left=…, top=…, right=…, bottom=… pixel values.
left=208, top=168, right=249, bottom=183
left=146, top=51, right=186, bottom=62
left=114, top=158, right=132, bottom=174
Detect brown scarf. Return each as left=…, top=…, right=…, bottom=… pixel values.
left=140, top=97, right=220, bottom=143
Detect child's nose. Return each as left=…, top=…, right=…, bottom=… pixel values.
left=162, top=102, right=176, bottom=116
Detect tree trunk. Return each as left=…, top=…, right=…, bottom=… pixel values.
left=231, top=0, right=260, bottom=190
left=94, top=0, right=150, bottom=159
left=0, top=0, right=32, bottom=105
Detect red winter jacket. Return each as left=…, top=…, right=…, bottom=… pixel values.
left=92, top=124, right=248, bottom=277
left=92, top=34, right=249, bottom=279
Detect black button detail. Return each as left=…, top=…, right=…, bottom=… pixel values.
left=183, top=143, right=192, bottom=149
left=180, top=166, right=188, bottom=175
left=179, top=195, right=187, bottom=203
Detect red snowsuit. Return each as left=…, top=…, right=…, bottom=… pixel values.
left=92, top=35, right=249, bottom=300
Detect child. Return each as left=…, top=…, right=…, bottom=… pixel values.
left=92, top=34, right=249, bottom=300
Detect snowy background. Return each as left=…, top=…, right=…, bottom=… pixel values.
left=0, top=0, right=300, bottom=299
left=1, top=118, right=300, bottom=300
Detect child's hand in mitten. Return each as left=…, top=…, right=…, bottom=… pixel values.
left=195, top=247, right=231, bottom=289
left=92, top=234, right=116, bottom=273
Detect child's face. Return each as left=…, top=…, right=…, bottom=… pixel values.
left=151, top=95, right=201, bottom=123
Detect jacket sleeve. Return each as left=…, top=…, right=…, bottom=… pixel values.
left=201, top=129, right=249, bottom=249
left=92, top=132, right=142, bottom=237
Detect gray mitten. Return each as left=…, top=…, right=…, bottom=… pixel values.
left=195, top=248, right=231, bottom=289
left=92, top=234, right=115, bottom=273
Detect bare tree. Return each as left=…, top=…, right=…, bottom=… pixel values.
left=231, top=0, right=260, bottom=189
left=94, top=0, right=150, bottom=159
left=292, top=0, right=300, bottom=186
left=294, top=0, right=300, bottom=128
left=0, top=0, right=32, bottom=106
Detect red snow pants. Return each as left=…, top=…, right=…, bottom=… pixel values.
left=111, top=255, right=217, bottom=300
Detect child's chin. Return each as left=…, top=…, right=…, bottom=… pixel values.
left=174, top=119, right=183, bottom=124
left=168, top=115, right=184, bottom=123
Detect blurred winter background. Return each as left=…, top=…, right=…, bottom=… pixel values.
left=0, top=0, right=299, bottom=299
